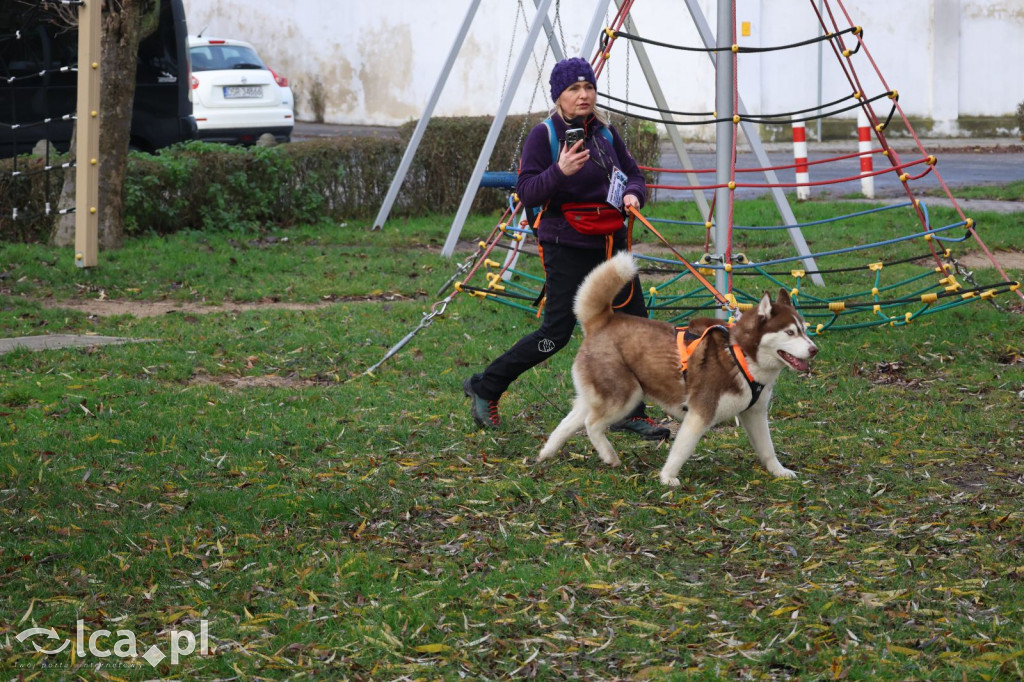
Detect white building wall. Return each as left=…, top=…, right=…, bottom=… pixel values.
left=181, top=0, right=1023, bottom=135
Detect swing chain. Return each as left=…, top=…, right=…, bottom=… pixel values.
left=500, top=0, right=525, bottom=104
left=509, top=1, right=555, bottom=172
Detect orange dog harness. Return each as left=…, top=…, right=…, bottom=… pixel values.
left=675, top=324, right=764, bottom=410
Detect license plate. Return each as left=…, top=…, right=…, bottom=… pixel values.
left=223, top=86, right=262, bottom=99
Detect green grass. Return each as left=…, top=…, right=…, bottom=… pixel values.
left=1, top=197, right=1023, bottom=679
left=918, top=180, right=1024, bottom=202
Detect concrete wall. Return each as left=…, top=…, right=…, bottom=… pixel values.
left=181, top=0, right=1024, bottom=137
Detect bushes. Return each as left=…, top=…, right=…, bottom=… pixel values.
left=0, top=114, right=661, bottom=242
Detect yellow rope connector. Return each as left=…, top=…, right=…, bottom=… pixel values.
left=961, top=291, right=977, bottom=300
left=731, top=44, right=740, bottom=53
left=649, top=286, right=658, bottom=296
left=484, top=258, right=500, bottom=268
left=888, top=90, right=899, bottom=99
left=790, top=287, right=799, bottom=298
left=853, top=90, right=862, bottom=100
left=874, top=124, right=884, bottom=132
left=868, top=262, right=884, bottom=271
left=725, top=292, right=739, bottom=308
left=873, top=304, right=881, bottom=313
left=499, top=222, right=508, bottom=232
left=738, top=302, right=754, bottom=312
left=454, top=281, right=465, bottom=292
left=934, top=263, right=951, bottom=274
left=899, top=173, right=909, bottom=182
left=980, top=289, right=996, bottom=300
left=733, top=253, right=749, bottom=264
left=920, top=292, right=938, bottom=303
left=942, top=249, right=952, bottom=258
left=485, top=273, right=505, bottom=290
left=724, top=263, right=733, bottom=273
left=705, top=221, right=713, bottom=229
left=791, top=269, right=805, bottom=278
left=732, top=114, right=741, bottom=124
left=828, top=301, right=846, bottom=313
left=1012, top=283, right=1021, bottom=292
left=816, top=323, right=825, bottom=334
left=924, top=233, right=933, bottom=241
left=965, top=218, right=974, bottom=229
left=883, top=149, right=890, bottom=157
left=478, top=241, right=487, bottom=249
left=842, top=49, right=852, bottom=57
left=871, top=287, right=879, bottom=296
left=699, top=267, right=715, bottom=276
left=512, top=232, right=524, bottom=242
left=904, top=312, right=913, bottom=323
left=604, top=27, right=615, bottom=39
left=926, top=155, right=937, bottom=166
left=853, top=26, right=863, bottom=36
left=728, top=181, right=736, bottom=190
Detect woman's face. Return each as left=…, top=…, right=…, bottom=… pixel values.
left=557, top=80, right=595, bottom=119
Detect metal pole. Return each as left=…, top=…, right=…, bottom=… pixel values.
left=534, top=0, right=566, bottom=62
left=685, top=0, right=824, bottom=286
left=372, top=0, right=483, bottom=230
left=816, top=0, right=823, bottom=142
left=713, top=0, right=733, bottom=311
left=580, top=0, right=611, bottom=58
left=74, top=0, right=101, bottom=268
left=442, top=0, right=556, bottom=257
left=615, top=0, right=711, bottom=221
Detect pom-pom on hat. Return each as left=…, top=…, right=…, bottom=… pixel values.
left=549, top=57, right=597, bottom=102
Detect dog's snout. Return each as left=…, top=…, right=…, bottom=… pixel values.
left=808, top=344, right=819, bottom=358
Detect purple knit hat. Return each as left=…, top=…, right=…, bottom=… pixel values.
left=549, top=57, right=596, bottom=101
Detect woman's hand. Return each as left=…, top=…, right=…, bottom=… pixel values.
left=623, top=193, right=640, bottom=211
left=557, top=140, right=589, bottom=176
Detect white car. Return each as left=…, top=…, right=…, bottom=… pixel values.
left=188, top=36, right=294, bottom=144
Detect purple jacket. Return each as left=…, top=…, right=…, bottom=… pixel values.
left=516, top=114, right=647, bottom=250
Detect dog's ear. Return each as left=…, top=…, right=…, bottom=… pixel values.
left=776, top=288, right=792, bottom=306
left=757, top=291, right=773, bottom=319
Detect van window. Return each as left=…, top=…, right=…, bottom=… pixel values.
left=0, top=0, right=195, bottom=158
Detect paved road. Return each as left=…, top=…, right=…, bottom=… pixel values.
left=651, top=143, right=1024, bottom=203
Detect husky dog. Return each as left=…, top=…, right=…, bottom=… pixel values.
left=537, top=252, right=818, bottom=486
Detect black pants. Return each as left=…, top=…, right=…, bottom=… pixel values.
left=471, top=242, right=648, bottom=416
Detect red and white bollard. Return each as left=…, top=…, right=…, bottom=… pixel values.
left=858, top=109, right=875, bottom=199
left=792, top=120, right=810, bottom=200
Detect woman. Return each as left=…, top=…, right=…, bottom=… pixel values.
left=463, top=57, right=668, bottom=441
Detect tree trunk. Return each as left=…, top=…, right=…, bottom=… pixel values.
left=51, top=0, right=149, bottom=250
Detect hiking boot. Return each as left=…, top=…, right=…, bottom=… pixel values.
left=611, top=415, right=670, bottom=441
left=463, top=376, right=500, bottom=428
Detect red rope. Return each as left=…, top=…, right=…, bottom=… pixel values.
left=641, top=146, right=886, bottom=176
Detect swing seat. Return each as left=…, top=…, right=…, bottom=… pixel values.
left=479, top=171, right=518, bottom=190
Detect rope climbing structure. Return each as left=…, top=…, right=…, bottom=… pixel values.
left=367, top=0, right=1020, bottom=372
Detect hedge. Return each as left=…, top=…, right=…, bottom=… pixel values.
left=0, top=113, right=661, bottom=242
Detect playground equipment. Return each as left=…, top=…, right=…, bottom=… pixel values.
left=365, top=0, right=1020, bottom=373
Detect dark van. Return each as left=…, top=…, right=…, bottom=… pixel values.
left=0, top=0, right=196, bottom=158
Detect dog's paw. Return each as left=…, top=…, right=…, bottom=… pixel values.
left=659, top=473, right=681, bottom=487
left=771, top=467, right=797, bottom=479
left=601, top=455, right=622, bottom=467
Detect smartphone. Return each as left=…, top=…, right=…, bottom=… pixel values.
left=565, top=128, right=585, bottom=149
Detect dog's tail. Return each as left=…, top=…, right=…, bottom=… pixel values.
left=573, top=252, right=638, bottom=334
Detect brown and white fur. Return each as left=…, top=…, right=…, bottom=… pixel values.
left=537, top=252, right=818, bottom=486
